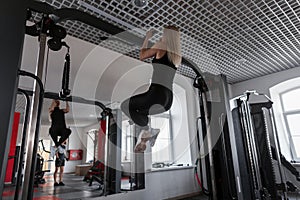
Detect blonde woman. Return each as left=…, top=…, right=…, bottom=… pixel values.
left=121, top=26, right=182, bottom=152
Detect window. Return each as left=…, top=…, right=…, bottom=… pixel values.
left=270, top=77, right=300, bottom=161
left=151, top=112, right=173, bottom=163
left=281, top=88, right=300, bottom=158
left=121, top=121, right=134, bottom=162
left=120, top=82, right=193, bottom=168
left=86, top=129, right=98, bottom=163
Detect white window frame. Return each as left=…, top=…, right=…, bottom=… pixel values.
left=280, top=87, right=300, bottom=161
left=150, top=111, right=174, bottom=164
left=270, top=78, right=300, bottom=162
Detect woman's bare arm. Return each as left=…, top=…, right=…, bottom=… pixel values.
left=62, top=101, right=70, bottom=113
left=49, top=100, right=56, bottom=113
left=139, top=30, right=164, bottom=60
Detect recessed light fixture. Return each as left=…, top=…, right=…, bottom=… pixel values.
left=132, top=0, right=148, bottom=8
left=235, top=58, right=247, bottom=65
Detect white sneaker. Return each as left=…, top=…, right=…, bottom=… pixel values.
left=50, top=146, right=57, bottom=158
left=149, top=128, right=160, bottom=147
left=134, top=130, right=152, bottom=153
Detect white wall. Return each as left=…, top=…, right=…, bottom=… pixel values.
left=64, top=127, right=86, bottom=173
left=230, top=67, right=300, bottom=98
left=85, top=168, right=200, bottom=200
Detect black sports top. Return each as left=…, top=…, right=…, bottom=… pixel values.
left=151, top=53, right=177, bottom=91
left=50, top=107, right=66, bottom=128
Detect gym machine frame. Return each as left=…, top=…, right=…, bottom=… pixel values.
left=193, top=73, right=242, bottom=200
left=18, top=88, right=123, bottom=197
left=230, top=91, right=288, bottom=200
left=25, top=1, right=240, bottom=199
left=14, top=89, right=31, bottom=200
left=18, top=70, right=44, bottom=200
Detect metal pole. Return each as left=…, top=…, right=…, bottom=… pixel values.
left=221, top=76, right=243, bottom=200
left=243, top=99, right=263, bottom=199
left=130, top=122, right=135, bottom=190
left=201, top=92, right=217, bottom=200
left=269, top=108, right=288, bottom=199
left=22, top=33, right=47, bottom=200
left=14, top=89, right=31, bottom=200
left=103, top=115, right=110, bottom=195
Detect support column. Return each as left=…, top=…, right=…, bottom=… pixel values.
left=0, top=0, right=27, bottom=195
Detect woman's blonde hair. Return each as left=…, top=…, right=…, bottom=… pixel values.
left=164, top=25, right=182, bottom=67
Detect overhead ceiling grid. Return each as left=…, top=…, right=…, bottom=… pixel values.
left=33, top=0, right=300, bottom=83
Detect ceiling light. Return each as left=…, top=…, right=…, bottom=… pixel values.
left=235, top=58, right=247, bottom=65
left=132, top=0, right=148, bottom=8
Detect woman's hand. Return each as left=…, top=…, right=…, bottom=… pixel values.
left=145, top=29, right=155, bottom=39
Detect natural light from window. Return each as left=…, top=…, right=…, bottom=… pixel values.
left=270, top=78, right=300, bottom=161
left=151, top=115, right=172, bottom=163
left=281, top=88, right=300, bottom=112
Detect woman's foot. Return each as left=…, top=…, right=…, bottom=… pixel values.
left=134, top=130, right=152, bottom=153
left=54, top=182, right=59, bottom=187
left=58, top=182, right=65, bottom=186
left=149, top=128, right=160, bottom=147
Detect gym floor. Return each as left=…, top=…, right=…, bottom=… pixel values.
left=2, top=173, right=132, bottom=200
left=3, top=174, right=300, bottom=200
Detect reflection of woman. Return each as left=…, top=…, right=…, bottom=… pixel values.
left=49, top=100, right=71, bottom=147
left=121, top=26, right=182, bottom=152
left=54, top=140, right=68, bottom=187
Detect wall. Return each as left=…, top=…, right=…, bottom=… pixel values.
left=65, top=126, right=86, bottom=173
left=94, top=168, right=200, bottom=200
left=230, top=67, right=300, bottom=98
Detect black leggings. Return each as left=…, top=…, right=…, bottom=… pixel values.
left=49, top=126, right=71, bottom=147
left=121, top=84, right=173, bottom=127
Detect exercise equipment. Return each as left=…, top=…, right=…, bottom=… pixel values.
left=194, top=73, right=238, bottom=200
left=229, top=90, right=299, bottom=199
left=59, top=48, right=71, bottom=99
left=18, top=70, right=44, bottom=200
left=14, top=89, right=31, bottom=200
left=35, top=140, right=51, bottom=186
left=5, top=113, right=20, bottom=184
left=21, top=2, right=227, bottom=199
left=34, top=153, right=50, bottom=185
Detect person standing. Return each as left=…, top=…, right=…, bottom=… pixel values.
left=53, top=140, right=68, bottom=186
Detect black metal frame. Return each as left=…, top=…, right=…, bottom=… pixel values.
left=194, top=73, right=238, bottom=200
left=19, top=89, right=112, bottom=196
left=230, top=91, right=291, bottom=200
left=4, top=1, right=210, bottom=199
left=14, top=89, right=31, bottom=200
left=18, top=70, right=45, bottom=199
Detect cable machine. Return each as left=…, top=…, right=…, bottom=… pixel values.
left=230, top=91, right=289, bottom=200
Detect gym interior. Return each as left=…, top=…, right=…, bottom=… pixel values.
left=1, top=0, right=300, bottom=200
